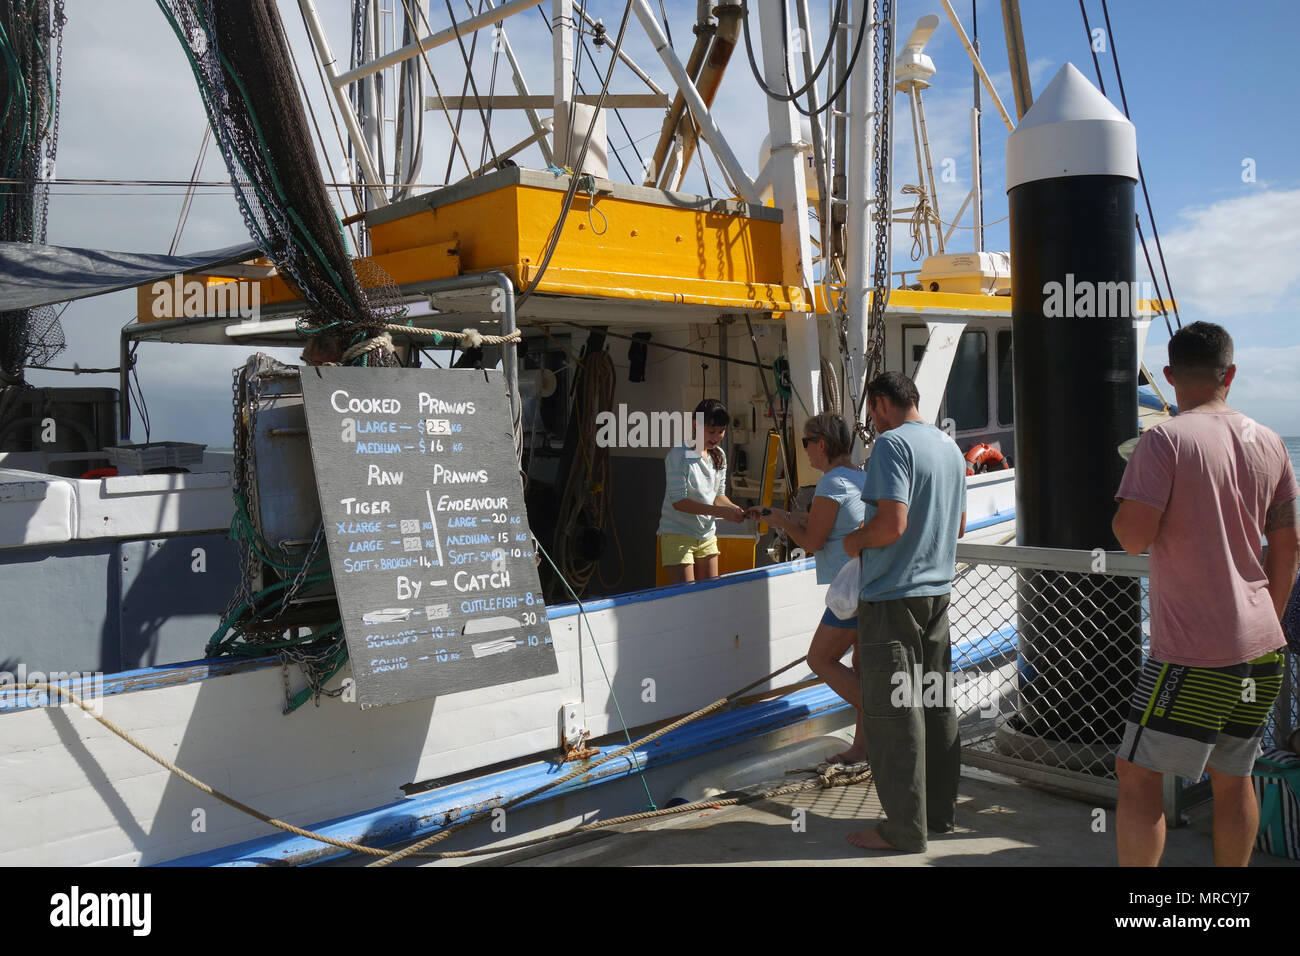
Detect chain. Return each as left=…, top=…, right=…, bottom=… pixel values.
left=279, top=624, right=348, bottom=712
left=271, top=520, right=326, bottom=622
left=36, top=0, right=66, bottom=243
left=280, top=636, right=348, bottom=711
left=48, top=1, right=66, bottom=167
left=223, top=354, right=283, bottom=626
left=859, top=0, right=894, bottom=441
left=220, top=355, right=348, bottom=710
left=224, top=363, right=258, bottom=622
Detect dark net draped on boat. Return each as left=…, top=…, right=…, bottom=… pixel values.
left=157, top=0, right=401, bottom=358
left=0, top=0, right=67, bottom=378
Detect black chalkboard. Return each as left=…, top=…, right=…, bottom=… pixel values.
left=300, top=367, right=557, bottom=709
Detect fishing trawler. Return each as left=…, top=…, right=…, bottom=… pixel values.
left=0, top=0, right=1215, bottom=868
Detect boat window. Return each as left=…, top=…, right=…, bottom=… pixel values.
left=944, top=330, right=988, bottom=431
left=997, top=330, right=1014, bottom=426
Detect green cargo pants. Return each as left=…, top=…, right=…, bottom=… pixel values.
left=856, top=593, right=960, bottom=852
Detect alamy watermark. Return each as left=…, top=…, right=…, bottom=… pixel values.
left=0, top=665, right=105, bottom=717
left=49, top=886, right=150, bottom=936
left=1041, top=273, right=1159, bottom=320
left=890, top=666, right=1003, bottom=718
left=150, top=273, right=261, bottom=322
left=595, top=405, right=707, bottom=451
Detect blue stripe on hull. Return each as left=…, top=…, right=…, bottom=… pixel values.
left=158, top=621, right=1029, bottom=866
left=159, top=682, right=851, bottom=866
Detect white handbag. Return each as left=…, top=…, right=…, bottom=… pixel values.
left=824, top=556, right=861, bottom=620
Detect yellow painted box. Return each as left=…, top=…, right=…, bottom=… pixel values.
left=365, top=166, right=806, bottom=313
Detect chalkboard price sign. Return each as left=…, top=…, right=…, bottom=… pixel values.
left=300, top=367, right=557, bottom=709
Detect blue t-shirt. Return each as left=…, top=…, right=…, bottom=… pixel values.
left=657, top=443, right=727, bottom=540
left=813, top=466, right=867, bottom=585
left=858, top=421, right=967, bottom=601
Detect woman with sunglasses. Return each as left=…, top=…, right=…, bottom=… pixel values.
left=749, top=412, right=867, bottom=764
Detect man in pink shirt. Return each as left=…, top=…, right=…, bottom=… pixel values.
left=1112, top=321, right=1299, bottom=866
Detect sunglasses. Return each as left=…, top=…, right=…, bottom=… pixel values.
left=801, top=436, right=817, bottom=448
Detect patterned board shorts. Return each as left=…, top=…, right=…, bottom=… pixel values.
left=1117, top=650, right=1286, bottom=779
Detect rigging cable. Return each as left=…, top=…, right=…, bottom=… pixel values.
left=393, top=0, right=475, bottom=178
left=739, top=0, right=869, bottom=120
left=1079, top=1, right=1179, bottom=334
left=1077, top=0, right=1106, bottom=97
left=126, top=341, right=151, bottom=443
left=436, top=0, right=490, bottom=182
left=576, top=9, right=645, bottom=181
left=1077, top=1, right=1172, bottom=337
left=288, top=6, right=365, bottom=250
left=476, top=3, right=504, bottom=171
left=167, top=125, right=211, bottom=255
left=536, top=6, right=644, bottom=183
left=1098, top=0, right=1180, bottom=329
left=739, top=0, right=844, bottom=103
left=657, top=0, right=674, bottom=49
left=439, top=0, right=502, bottom=171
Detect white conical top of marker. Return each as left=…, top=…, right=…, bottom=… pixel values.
left=1006, top=62, right=1138, bottom=191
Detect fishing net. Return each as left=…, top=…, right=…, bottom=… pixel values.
left=156, top=0, right=405, bottom=365
left=0, top=0, right=67, bottom=379
left=156, top=0, right=418, bottom=693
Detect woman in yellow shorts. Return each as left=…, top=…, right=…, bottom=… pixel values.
left=657, top=398, right=746, bottom=584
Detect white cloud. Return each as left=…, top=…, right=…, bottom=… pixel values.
left=1232, top=345, right=1300, bottom=403
left=1226, top=344, right=1300, bottom=437
left=1026, top=56, right=1056, bottom=90
left=1155, top=188, right=1300, bottom=318
left=1139, top=341, right=1300, bottom=438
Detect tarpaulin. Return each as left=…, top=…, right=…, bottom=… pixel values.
left=0, top=241, right=262, bottom=311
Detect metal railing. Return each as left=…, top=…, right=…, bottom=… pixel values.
left=948, top=543, right=1297, bottom=800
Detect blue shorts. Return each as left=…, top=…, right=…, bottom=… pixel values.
left=821, top=607, right=858, bottom=629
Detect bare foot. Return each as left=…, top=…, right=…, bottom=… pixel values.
left=846, top=828, right=899, bottom=851
left=828, top=745, right=868, bottom=765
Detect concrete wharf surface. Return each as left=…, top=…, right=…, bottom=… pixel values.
left=471, top=765, right=1299, bottom=868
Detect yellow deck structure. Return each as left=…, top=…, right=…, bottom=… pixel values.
left=128, top=167, right=1183, bottom=350
left=366, top=167, right=807, bottom=314
left=136, top=167, right=810, bottom=328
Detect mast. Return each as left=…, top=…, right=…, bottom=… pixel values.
left=552, top=0, right=575, bottom=167
left=1000, top=0, right=1033, bottom=121
left=757, top=0, right=819, bottom=484
left=972, top=0, right=983, bottom=252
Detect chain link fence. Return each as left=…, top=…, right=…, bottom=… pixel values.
left=948, top=543, right=1298, bottom=795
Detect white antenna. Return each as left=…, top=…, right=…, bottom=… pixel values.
left=896, top=14, right=939, bottom=84
left=895, top=15, right=942, bottom=255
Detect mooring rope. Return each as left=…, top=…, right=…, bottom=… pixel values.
left=9, top=653, right=858, bottom=865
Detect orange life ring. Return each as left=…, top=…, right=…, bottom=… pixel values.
left=964, top=443, right=1008, bottom=476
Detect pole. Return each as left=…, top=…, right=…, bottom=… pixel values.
left=631, top=0, right=759, bottom=204
left=1005, top=63, right=1141, bottom=751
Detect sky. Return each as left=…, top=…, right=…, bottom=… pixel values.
left=23, top=0, right=1300, bottom=444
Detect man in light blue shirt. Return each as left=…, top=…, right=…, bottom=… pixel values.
left=843, top=371, right=966, bottom=853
